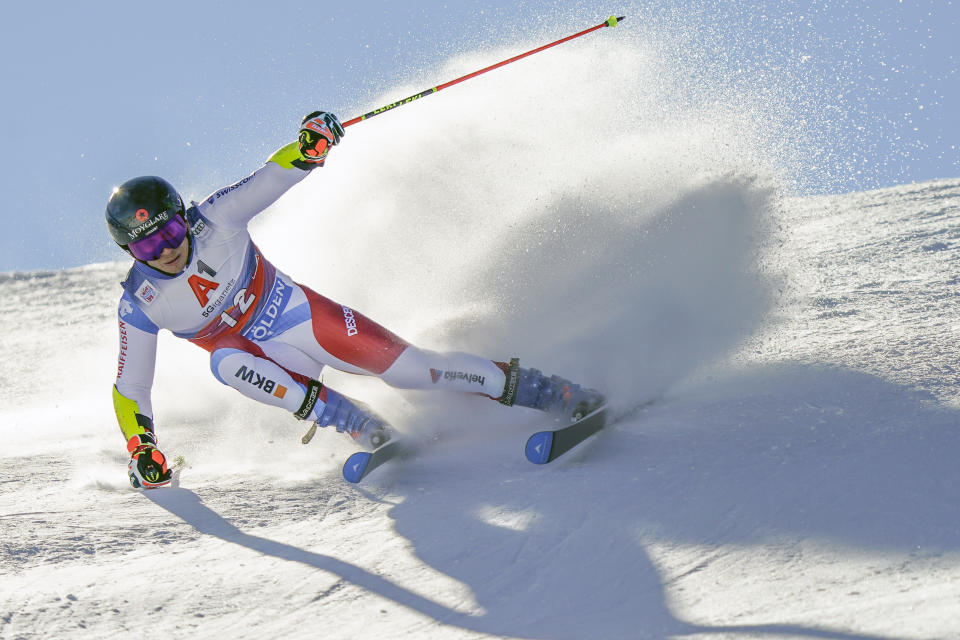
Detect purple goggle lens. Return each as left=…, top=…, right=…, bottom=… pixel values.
left=128, top=216, right=188, bottom=261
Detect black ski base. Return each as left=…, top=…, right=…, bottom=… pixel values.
left=525, top=405, right=609, bottom=464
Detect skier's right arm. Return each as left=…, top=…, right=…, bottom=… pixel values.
left=198, top=111, right=344, bottom=230
left=114, top=293, right=172, bottom=488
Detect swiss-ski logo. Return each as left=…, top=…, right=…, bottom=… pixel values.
left=136, top=280, right=157, bottom=304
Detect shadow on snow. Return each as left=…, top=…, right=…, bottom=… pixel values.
left=149, top=362, right=956, bottom=640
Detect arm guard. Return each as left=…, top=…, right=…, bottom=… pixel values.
left=112, top=385, right=155, bottom=441
left=268, top=141, right=315, bottom=171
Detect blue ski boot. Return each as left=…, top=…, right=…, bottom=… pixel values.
left=497, top=358, right=605, bottom=422
left=299, top=383, right=393, bottom=449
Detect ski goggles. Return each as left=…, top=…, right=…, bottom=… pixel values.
left=128, top=215, right=188, bottom=261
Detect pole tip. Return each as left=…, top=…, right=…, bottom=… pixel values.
left=606, top=15, right=625, bottom=27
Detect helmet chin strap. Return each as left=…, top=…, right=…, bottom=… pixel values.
left=182, top=229, right=194, bottom=270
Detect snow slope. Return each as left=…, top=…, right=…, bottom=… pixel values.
left=3, top=27, right=960, bottom=640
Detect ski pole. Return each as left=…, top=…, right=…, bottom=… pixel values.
left=341, top=15, right=625, bottom=128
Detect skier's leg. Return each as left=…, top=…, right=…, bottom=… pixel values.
left=291, top=283, right=410, bottom=375
left=206, top=335, right=312, bottom=413
left=273, top=283, right=506, bottom=395
left=378, top=346, right=507, bottom=397
left=271, top=281, right=602, bottom=420
left=202, top=334, right=390, bottom=448
left=376, top=349, right=604, bottom=422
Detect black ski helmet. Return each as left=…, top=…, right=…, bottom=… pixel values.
left=105, top=176, right=185, bottom=247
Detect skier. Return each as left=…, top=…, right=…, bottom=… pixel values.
left=108, top=111, right=603, bottom=489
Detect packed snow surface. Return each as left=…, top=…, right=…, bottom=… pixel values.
left=3, top=26, right=960, bottom=640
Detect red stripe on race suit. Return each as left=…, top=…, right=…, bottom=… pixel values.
left=301, top=284, right=409, bottom=375
left=188, top=246, right=408, bottom=376
left=190, top=248, right=273, bottom=349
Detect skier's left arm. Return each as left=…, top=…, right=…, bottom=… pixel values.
left=113, top=293, right=173, bottom=489
left=199, top=111, right=345, bottom=229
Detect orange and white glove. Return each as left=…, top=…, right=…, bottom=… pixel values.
left=298, top=111, right=344, bottom=165
left=126, top=433, right=172, bottom=489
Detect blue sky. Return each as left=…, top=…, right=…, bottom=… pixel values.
left=1, top=0, right=957, bottom=272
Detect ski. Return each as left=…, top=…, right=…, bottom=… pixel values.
left=525, top=405, right=609, bottom=464
left=524, top=397, right=660, bottom=464
left=342, top=438, right=409, bottom=483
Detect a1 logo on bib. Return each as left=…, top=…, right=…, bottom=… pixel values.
left=189, top=275, right=220, bottom=306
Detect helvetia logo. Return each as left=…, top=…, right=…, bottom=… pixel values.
left=430, top=369, right=486, bottom=387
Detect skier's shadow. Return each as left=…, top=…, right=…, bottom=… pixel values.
left=145, top=487, right=482, bottom=625
left=379, top=363, right=957, bottom=640
left=147, top=363, right=955, bottom=640
left=146, top=473, right=874, bottom=640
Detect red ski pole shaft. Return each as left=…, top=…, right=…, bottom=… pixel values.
left=341, top=16, right=625, bottom=128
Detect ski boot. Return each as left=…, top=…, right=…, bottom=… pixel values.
left=497, top=358, right=605, bottom=422
left=302, top=386, right=393, bottom=449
